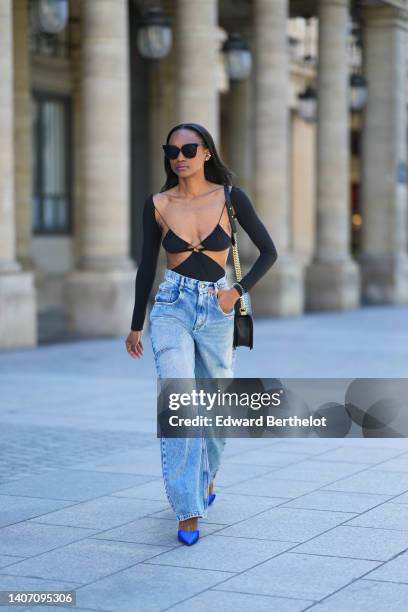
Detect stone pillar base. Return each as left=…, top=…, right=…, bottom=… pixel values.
left=64, top=268, right=136, bottom=337
left=359, top=254, right=408, bottom=304
left=251, top=256, right=304, bottom=317
left=0, top=271, right=37, bottom=350
left=305, top=259, right=360, bottom=311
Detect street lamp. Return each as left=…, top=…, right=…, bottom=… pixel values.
left=136, top=7, right=172, bottom=60
left=349, top=73, right=368, bottom=111
left=297, top=84, right=317, bottom=123
left=32, top=0, right=69, bottom=34
left=222, top=32, right=252, bottom=81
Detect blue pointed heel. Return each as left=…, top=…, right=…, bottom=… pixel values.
left=178, top=529, right=200, bottom=546
left=208, top=493, right=216, bottom=506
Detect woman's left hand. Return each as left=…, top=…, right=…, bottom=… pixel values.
left=208, top=286, right=240, bottom=315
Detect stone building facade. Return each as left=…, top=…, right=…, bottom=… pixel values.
left=1, top=0, right=408, bottom=350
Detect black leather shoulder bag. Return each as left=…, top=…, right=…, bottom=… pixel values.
left=224, top=184, right=254, bottom=350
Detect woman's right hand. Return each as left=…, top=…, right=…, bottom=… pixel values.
left=125, top=330, right=144, bottom=359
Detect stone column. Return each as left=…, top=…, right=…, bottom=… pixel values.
left=0, top=0, right=37, bottom=350
left=291, top=111, right=316, bottom=267
left=223, top=25, right=256, bottom=263
left=176, top=0, right=219, bottom=145
left=224, top=24, right=254, bottom=198
left=13, top=0, right=34, bottom=271
left=65, top=0, right=136, bottom=336
left=252, top=0, right=303, bottom=316
left=218, top=69, right=252, bottom=281
left=227, top=79, right=252, bottom=189
left=149, top=60, right=170, bottom=193
left=358, top=5, right=408, bottom=303
left=305, top=0, right=360, bottom=310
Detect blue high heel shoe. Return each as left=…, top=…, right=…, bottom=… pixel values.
left=178, top=529, right=200, bottom=546
left=208, top=493, right=216, bottom=506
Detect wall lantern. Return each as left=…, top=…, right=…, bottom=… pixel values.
left=349, top=73, right=368, bottom=111
left=33, top=0, right=69, bottom=34
left=297, top=84, right=317, bottom=123
left=136, top=7, right=172, bottom=60
left=222, top=32, right=252, bottom=81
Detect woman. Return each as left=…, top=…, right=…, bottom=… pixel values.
left=125, top=122, right=278, bottom=545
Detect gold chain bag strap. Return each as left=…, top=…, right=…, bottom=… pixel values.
left=224, top=184, right=254, bottom=349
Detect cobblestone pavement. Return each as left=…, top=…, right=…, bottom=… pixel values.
left=0, top=306, right=408, bottom=611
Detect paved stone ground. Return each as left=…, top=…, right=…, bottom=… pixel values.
left=0, top=305, right=408, bottom=611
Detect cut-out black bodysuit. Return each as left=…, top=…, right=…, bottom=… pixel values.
left=131, top=185, right=278, bottom=331
left=157, top=197, right=232, bottom=280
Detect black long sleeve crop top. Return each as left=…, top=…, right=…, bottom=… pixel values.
left=130, top=185, right=278, bottom=331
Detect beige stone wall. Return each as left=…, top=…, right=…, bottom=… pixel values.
left=290, top=110, right=315, bottom=265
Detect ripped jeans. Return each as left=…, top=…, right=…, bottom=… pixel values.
left=149, top=268, right=237, bottom=521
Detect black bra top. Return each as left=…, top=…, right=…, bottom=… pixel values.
left=159, top=203, right=232, bottom=254
left=130, top=185, right=278, bottom=331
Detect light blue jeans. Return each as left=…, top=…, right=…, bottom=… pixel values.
left=149, top=268, right=237, bottom=521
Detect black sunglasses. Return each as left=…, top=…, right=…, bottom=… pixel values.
left=162, top=143, right=205, bottom=160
